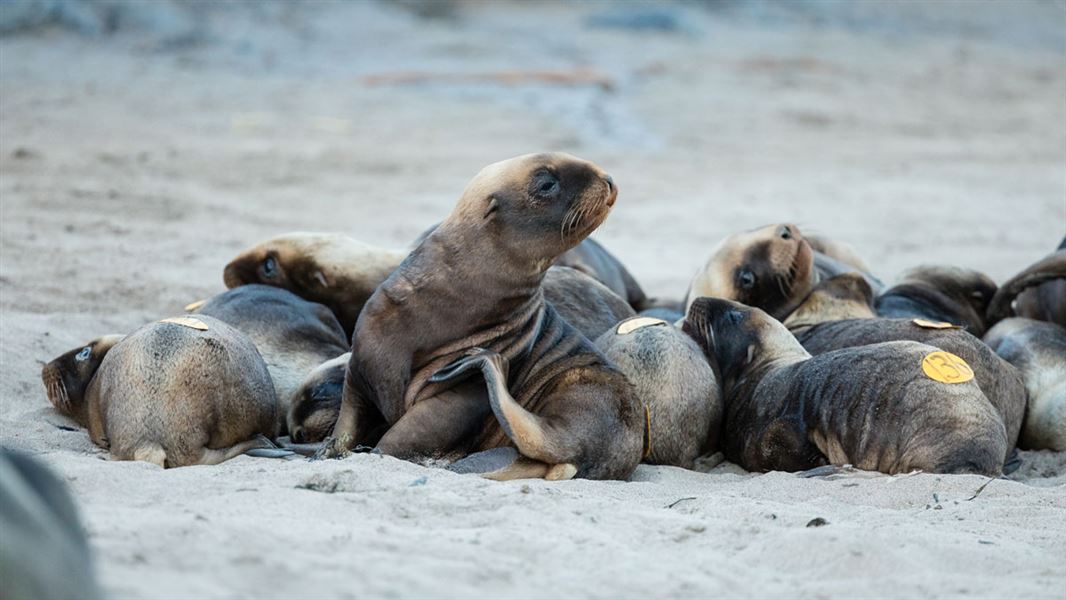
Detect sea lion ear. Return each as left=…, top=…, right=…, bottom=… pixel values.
left=483, top=196, right=499, bottom=220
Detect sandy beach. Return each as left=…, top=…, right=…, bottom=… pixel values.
left=2, top=2, right=1065, bottom=598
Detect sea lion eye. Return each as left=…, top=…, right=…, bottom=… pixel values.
left=737, top=268, right=756, bottom=290
left=261, top=256, right=278, bottom=279
left=726, top=310, right=745, bottom=325
left=778, top=225, right=792, bottom=240
left=76, top=347, right=92, bottom=361
left=530, top=170, right=560, bottom=200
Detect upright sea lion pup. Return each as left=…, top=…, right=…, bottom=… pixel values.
left=987, top=241, right=1066, bottom=328
left=875, top=265, right=997, bottom=336
left=683, top=298, right=1007, bottom=475
left=594, top=317, right=722, bottom=468
left=985, top=318, right=1066, bottom=451
left=319, top=153, right=644, bottom=480
left=224, top=233, right=408, bottom=336
left=194, top=285, right=349, bottom=435
left=40, top=316, right=277, bottom=467
left=685, top=224, right=881, bottom=320
left=783, top=274, right=1027, bottom=457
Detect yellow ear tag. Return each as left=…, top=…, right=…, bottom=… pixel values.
left=922, top=351, right=974, bottom=384
left=184, top=299, right=207, bottom=312
left=913, top=318, right=960, bottom=330
left=617, top=317, right=668, bottom=335
left=160, top=316, right=209, bottom=331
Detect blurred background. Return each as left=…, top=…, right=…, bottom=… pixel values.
left=1, top=0, right=1064, bottom=325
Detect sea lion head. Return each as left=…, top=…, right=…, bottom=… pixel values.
left=223, top=232, right=363, bottom=294
left=879, top=265, right=997, bottom=334
left=41, top=335, right=125, bottom=418
left=783, top=272, right=876, bottom=330
left=686, top=223, right=815, bottom=320
left=287, top=353, right=348, bottom=444
left=448, top=152, right=617, bottom=264
left=683, top=297, right=806, bottom=386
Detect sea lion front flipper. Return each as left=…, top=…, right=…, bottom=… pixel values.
left=987, top=249, right=1066, bottom=324
left=427, top=347, right=498, bottom=383
left=447, top=448, right=574, bottom=481
left=243, top=436, right=298, bottom=459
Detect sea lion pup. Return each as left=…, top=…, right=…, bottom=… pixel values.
left=985, top=318, right=1066, bottom=451
left=987, top=242, right=1066, bottom=328
left=682, top=298, right=1007, bottom=475
left=193, top=284, right=349, bottom=435
left=40, top=316, right=277, bottom=467
left=593, top=316, right=722, bottom=468
left=223, top=232, right=408, bottom=337
left=317, top=152, right=644, bottom=481
left=288, top=353, right=349, bottom=444
left=543, top=266, right=635, bottom=339
left=875, top=265, right=998, bottom=336
left=783, top=275, right=1027, bottom=456
left=685, top=223, right=882, bottom=321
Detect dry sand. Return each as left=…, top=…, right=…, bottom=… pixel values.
left=1, top=2, right=1065, bottom=598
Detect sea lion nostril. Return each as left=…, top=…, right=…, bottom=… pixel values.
left=780, top=226, right=792, bottom=240
left=604, top=175, right=614, bottom=192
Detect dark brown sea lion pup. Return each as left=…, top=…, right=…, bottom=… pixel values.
left=223, top=233, right=407, bottom=337
left=683, top=298, right=1007, bottom=475
left=317, top=152, right=644, bottom=481
left=784, top=274, right=1028, bottom=455
left=288, top=353, right=349, bottom=444
left=987, top=240, right=1066, bottom=328
left=985, top=318, right=1066, bottom=451
left=40, top=316, right=277, bottom=467
left=193, top=284, right=349, bottom=435
left=685, top=224, right=882, bottom=321
left=875, top=265, right=998, bottom=336
left=594, top=316, right=722, bottom=468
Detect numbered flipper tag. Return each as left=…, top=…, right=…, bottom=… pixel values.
left=922, top=351, right=974, bottom=384
left=912, top=318, right=960, bottom=330
left=160, top=316, right=209, bottom=331
left=617, top=317, right=668, bottom=335
left=184, top=299, right=207, bottom=312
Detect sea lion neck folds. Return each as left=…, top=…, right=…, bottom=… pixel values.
left=684, top=297, right=1007, bottom=475
left=321, top=153, right=642, bottom=480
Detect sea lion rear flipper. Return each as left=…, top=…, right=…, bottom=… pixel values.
left=448, top=448, right=576, bottom=481
left=433, top=349, right=579, bottom=467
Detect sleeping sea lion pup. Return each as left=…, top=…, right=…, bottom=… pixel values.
left=288, top=352, right=349, bottom=444
left=193, top=284, right=349, bottom=435
left=318, top=152, right=644, bottom=481
left=984, top=318, right=1066, bottom=451
left=594, top=316, right=722, bottom=468
left=784, top=273, right=1027, bottom=455
left=683, top=298, right=1007, bottom=475
left=223, top=233, right=407, bottom=337
left=875, top=265, right=997, bottom=336
left=40, top=316, right=277, bottom=467
left=685, top=224, right=881, bottom=320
